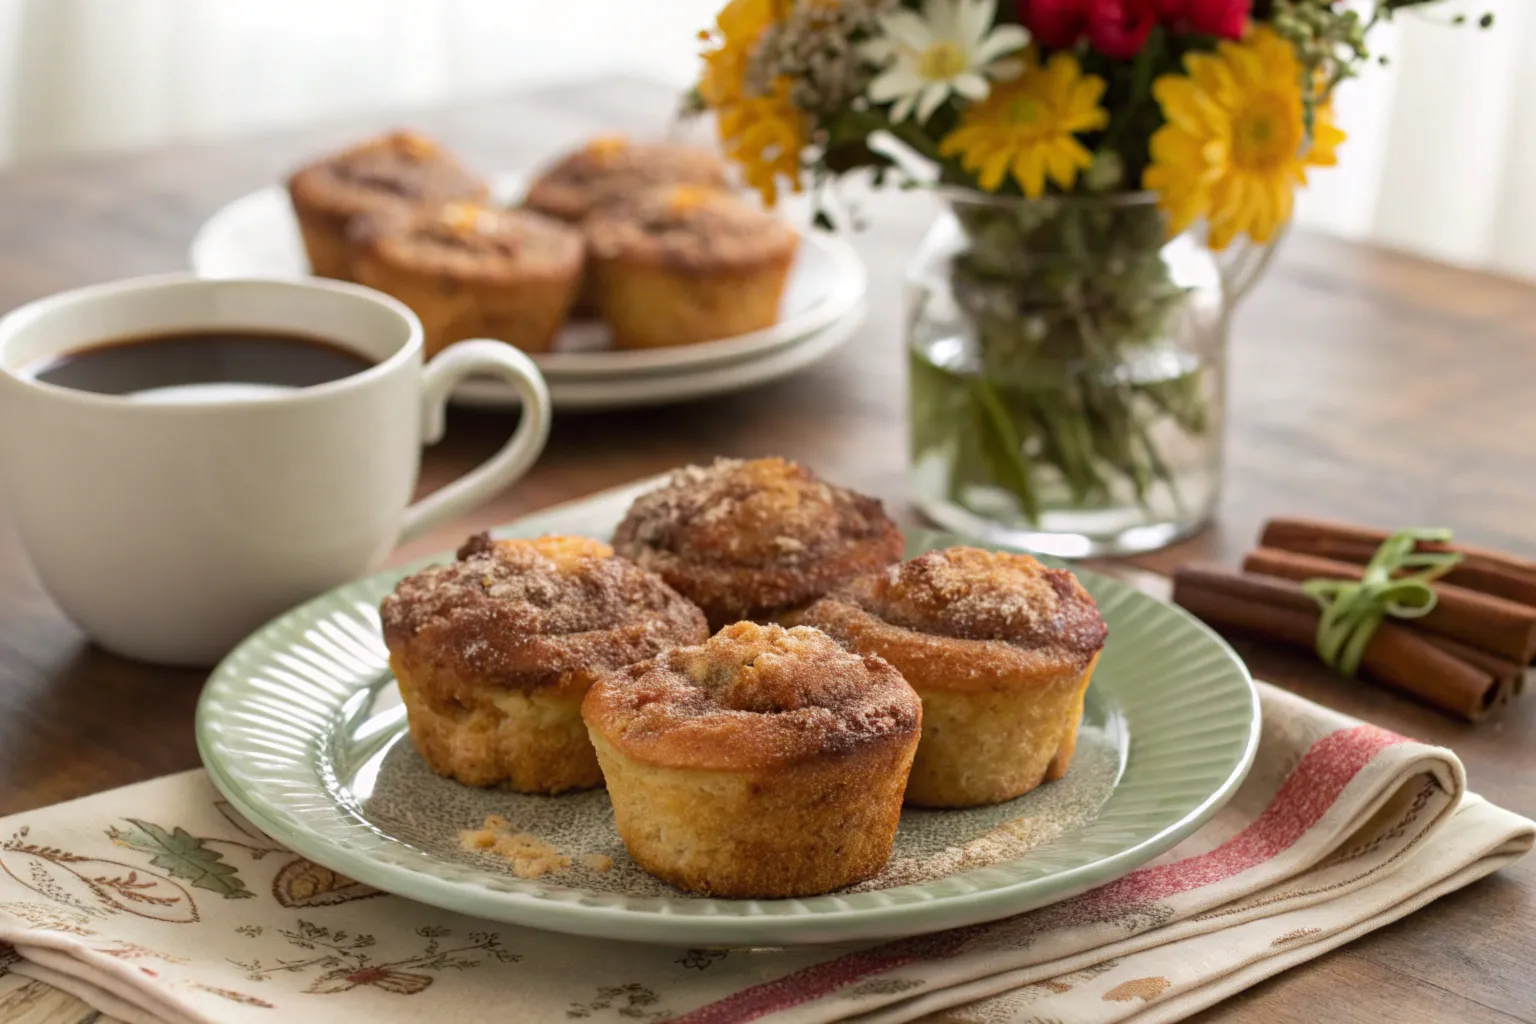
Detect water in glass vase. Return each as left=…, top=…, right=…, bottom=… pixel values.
left=909, top=330, right=1222, bottom=558
left=905, top=193, right=1231, bottom=558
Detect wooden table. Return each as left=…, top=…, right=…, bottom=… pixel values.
left=0, top=78, right=1531, bottom=1024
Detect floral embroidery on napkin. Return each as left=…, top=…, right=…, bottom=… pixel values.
left=272, top=859, right=381, bottom=908
left=228, top=921, right=520, bottom=996
left=107, top=819, right=257, bottom=900
left=190, top=982, right=276, bottom=1008
left=567, top=983, right=673, bottom=1020
left=96, top=940, right=188, bottom=963
left=0, top=901, right=97, bottom=935
left=675, top=949, right=729, bottom=971
left=0, top=824, right=199, bottom=923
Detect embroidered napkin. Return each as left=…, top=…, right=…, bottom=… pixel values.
left=0, top=683, right=1529, bottom=1024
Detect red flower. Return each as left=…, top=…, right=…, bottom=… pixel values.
left=1018, top=0, right=1161, bottom=57
left=1153, top=0, right=1250, bottom=39
left=1087, top=0, right=1157, bottom=58
left=1018, top=0, right=1089, bottom=49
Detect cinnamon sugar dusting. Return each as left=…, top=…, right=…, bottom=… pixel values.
left=292, top=130, right=486, bottom=215
left=610, top=457, right=906, bottom=627
left=380, top=533, right=708, bottom=691
left=614, top=458, right=897, bottom=571
left=845, top=814, right=1068, bottom=892
left=584, top=622, right=921, bottom=772
left=850, top=547, right=1107, bottom=654
left=524, top=140, right=729, bottom=222
left=352, top=205, right=581, bottom=276
left=583, top=187, right=798, bottom=271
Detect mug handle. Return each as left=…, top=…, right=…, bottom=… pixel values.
left=398, top=340, right=552, bottom=544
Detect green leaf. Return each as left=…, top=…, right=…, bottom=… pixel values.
left=968, top=378, right=1041, bottom=523
left=112, top=819, right=254, bottom=899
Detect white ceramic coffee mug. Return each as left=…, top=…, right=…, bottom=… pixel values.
left=0, top=274, right=551, bottom=666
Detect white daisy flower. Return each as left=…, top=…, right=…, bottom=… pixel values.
left=861, top=0, right=1029, bottom=124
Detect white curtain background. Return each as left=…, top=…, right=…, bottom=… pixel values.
left=1, top=0, right=1532, bottom=277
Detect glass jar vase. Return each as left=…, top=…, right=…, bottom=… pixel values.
left=907, top=190, right=1268, bottom=557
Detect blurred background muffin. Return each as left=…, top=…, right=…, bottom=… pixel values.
left=287, top=130, right=488, bottom=281
left=523, top=136, right=730, bottom=225
left=350, top=201, right=583, bottom=357
left=584, top=185, right=798, bottom=349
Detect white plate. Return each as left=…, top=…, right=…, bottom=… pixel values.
left=455, top=302, right=865, bottom=411
left=188, top=173, right=867, bottom=381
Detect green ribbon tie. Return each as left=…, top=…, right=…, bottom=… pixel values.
left=1301, top=528, right=1465, bottom=676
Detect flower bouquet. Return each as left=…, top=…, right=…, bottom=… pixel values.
left=688, top=0, right=1490, bottom=555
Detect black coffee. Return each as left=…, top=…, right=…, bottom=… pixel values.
left=27, top=329, right=373, bottom=397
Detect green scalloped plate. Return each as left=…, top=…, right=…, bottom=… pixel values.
left=197, top=480, right=1258, bottom=947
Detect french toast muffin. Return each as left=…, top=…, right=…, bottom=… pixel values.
left=380, top=533, right=708, bottom=794
left=287, top=130, right=488, bottom=281
left=522, top=135, right=731, bottom=224
left=583, top=185, right=798, bottom=349
left=350, top=202, right=583, bottom=357
left=796, top=547, right=1107, bottom=808
left=612, top=457, right=905, bottom=630
left=582, top=622, right=921, bottom=897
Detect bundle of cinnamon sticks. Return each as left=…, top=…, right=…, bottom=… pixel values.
left=1173, top=518, right=1536, bottom=722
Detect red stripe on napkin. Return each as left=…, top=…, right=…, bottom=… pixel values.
left=668, top=724, right=1404, bottom=1024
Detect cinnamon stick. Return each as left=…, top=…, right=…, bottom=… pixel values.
left=1417, top=633, right=1526, bottom=703
left=1260, top=518, right=1536, bottom=608
left=1172, top=564, right=1504, bottom=721
left=1242, top=547, right=1536, bottom=663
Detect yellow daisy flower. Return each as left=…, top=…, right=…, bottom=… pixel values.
left=698, top=0, right=806, bottom=206
left=1307, top=100, right=1346, bottom=169
left=698, top=0, right=778, bottom=109
left=938, top=53, right=1109, bottom=198
left=1144, top=26, right=1322, bottom=250
left=717, top=77, right=807, bottom=206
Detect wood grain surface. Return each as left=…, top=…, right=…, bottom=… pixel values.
left=0, top=78, right=1531, bottom=1023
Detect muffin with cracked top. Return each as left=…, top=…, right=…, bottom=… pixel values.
left=612, top=457, right=905, bottom=630
left=349, top=201, right=583, bottom=357
left=795, top=547, right=1107, bottom=808
left=582, top=621, right=921, bottom=897
left=287, top=130, right=488, bottom=281
left=380, top=533, right=708, bottom=794
left=522, top=135, right=731, bottom=225
left=583, top=185, right=798, bottom=349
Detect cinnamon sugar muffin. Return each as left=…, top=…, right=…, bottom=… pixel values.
left=584, top=186, right=799, bottom=349
left=350, top=202, right=583, bottom=357
left=287, top=130, right=488, bottom=280
left=612, top=457, right=905, bottom=630
left=522, top=135, right=731, bottom=225
left=796, top=547, right=1107, bottom=808
left=582, top=622, right=921, bottom=897
left=380, top=533, right=708, bottom=794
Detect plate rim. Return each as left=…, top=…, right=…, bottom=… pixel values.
left=187, top=178, right=867, bottom=380
left=196, top=485, right=1260, bottom=946
left=452, top=301, right=865, bottom=411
